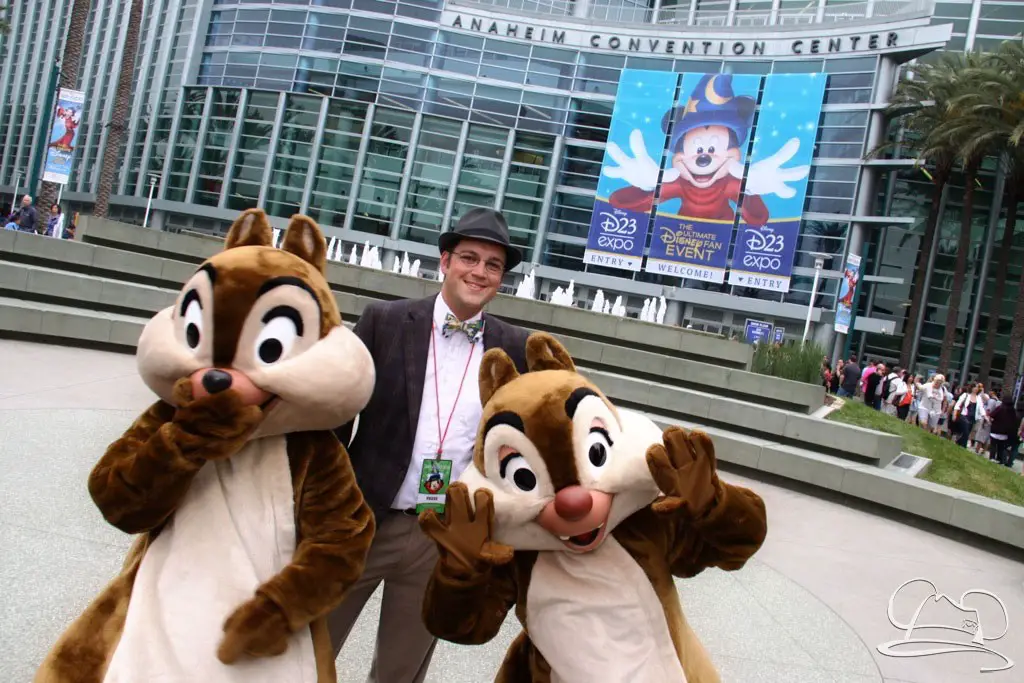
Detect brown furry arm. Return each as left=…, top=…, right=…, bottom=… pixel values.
left=668, top=481, right=767, bottom=578
left=422, top=560, right=519, bottom=645
left=88, top=400, right=199, bottom=534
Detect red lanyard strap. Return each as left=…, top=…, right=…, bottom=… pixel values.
left=430, top=321, right=478, bottom=459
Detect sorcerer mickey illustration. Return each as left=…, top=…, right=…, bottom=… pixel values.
left=604, top=74, right=810, bottom=226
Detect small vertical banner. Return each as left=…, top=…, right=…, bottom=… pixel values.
left=645, top=73, right=763, bottom=283
left=834, top=252, right=862, bottom=334
left=729, top=73, right=825, bottom=292
left=42, top=88, right=86, bottom=186
left=744, top=319, right=774, bottom=345
left=586, top=69, right=679, bottom=272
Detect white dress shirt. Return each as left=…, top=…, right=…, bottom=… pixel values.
left=392, top=295, right=484, bottom=510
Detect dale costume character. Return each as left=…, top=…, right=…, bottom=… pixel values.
left=418, top=333, right=768, bottom=682
left=35, top=209, right=377, bottom=683
left=604, top=74, right=809, bottom=225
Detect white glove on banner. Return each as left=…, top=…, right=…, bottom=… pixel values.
left=737, top=138, right=811, bottom=199
left=603, top=129, right=679, bottom=192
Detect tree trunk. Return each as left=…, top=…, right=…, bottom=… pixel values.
left=35, top=0, right=92, bottom=217
left=938, top=162, right=979, bottom=377
left=92, top=0, right=143, bottom=218
left=978, top=178, right=1018, bottom=384
left=899, top=169, right=949, bottom=370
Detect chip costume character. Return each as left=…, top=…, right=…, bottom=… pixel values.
left=418, top=333, right=768, bottom=682
left=35, top=209, right=377, bottom=683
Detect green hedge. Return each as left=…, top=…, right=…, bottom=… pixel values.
left=751, top=341, right=827, bottom=385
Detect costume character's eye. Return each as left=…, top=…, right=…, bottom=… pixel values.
left=586, top=426, right=613, bottom=469
left=697, top=146, right=704, bottom=154
left=708, top=146, right=716, bottom=154
left=181, top=290, right=203, bottom=352
left=254, top=305, right=303, bottom=366
left=500, top=452, right=537, bottom=492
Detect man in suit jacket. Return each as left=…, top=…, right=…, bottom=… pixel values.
left=329, top=208, right=530, bottom=683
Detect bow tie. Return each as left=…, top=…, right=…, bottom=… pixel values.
left=441, top=313, right=484, bottom=342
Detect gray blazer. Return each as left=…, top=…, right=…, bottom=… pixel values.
left=335, top=294, right=530, bottom=521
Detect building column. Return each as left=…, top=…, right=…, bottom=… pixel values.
left=493, top=127, right=516, bottom=210
left=185, top=87, right=215, bottom=205
left=834, top=55, right=897, bottom=359
left=664, top=299, right=683, bottom=326
left=907, top=185, right=950, bottom=371
left=218, top=89, right=249, bottom=209
left=965, top=0, right=983, bottom=51
left=572, top=0, right=591, bottom=19
left=342, top=103, right=375, bottom=233
left=300, top=95, right=331, bottom=214
left=441, top=119, right=470, bottom=233
left=531, top=135, right=565, bottom=265
left=769, top=0, right=781, bottom=25
left=960, top=161, right=1007, bottom=381
left=651, top=0, right=663, bottom=24
left=257, top=91, right=288, bottom=209
left=390, top=110, right=424, bottom=240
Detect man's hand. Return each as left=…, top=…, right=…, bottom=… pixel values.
left=419, top=483, right=514, bottom=577
left=646, top=427, right=720, bottom=520
left=169, top=378, right=263, bottom=461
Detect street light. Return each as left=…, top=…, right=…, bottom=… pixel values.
left=143, top=174, right=159, bottom=228
left=802, top=252, right=830, bottom=346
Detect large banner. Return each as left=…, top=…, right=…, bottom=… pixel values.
left=585, top=69, right=679, bottom=272
left=42, top=88, right=85, bottom=186
left=728, top=73, right=825, bottom=292
left=834, top=252, right=861, bottom=334
left=645, top=73, right=762, bottom=283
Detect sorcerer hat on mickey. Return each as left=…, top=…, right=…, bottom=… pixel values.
left=663, top=74, right=757, bottom=154
left=437, top=207, right=523, bottom=271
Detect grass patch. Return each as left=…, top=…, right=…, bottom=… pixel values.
left=826, top=400, right=1024, bottom=507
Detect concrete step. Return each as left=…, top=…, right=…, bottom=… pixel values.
left=0, top=296, right=146, bottom=350
left=0, top=257, right=897, bottom=466
left=76, top=216, right=756, bottom=370
left=0, top=236, right=823, bottom=414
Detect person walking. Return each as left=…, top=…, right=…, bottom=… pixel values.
left=953, top=384, right=987, bottom=449
left=865, top=362, right=885, bottom=410
left=327, top=208, right=530, bottom=683
left=16, top=195, right=37, bottom=233
left=838, top=356, right=860, bottom=398
left=917, top=374, right=945, bottom=435
left=987, top=393, right=1019, bottom=468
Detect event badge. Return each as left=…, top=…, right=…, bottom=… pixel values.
left=415, top=458, right=453, bottom=515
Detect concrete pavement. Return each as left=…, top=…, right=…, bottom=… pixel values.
left=1, top=339, right=1020, bottom=682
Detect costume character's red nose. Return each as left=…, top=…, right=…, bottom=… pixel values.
left=554, top=486, right=593, bottom=522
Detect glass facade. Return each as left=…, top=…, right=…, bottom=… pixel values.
left=1, top=0, right=1022, bottom=382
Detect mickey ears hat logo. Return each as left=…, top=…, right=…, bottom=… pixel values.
left=877, top=578, right=1013, bottom=674
left=663, top=74, right=757, bottom=154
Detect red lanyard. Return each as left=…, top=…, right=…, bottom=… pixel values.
left=430, top=321, right=478, bottom=459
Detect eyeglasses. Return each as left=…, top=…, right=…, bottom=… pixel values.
left=451, top=250, right=505, bottom=277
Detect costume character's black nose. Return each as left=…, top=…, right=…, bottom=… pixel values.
left=202, top=369, right=233, bottom=394
left=696, top=154, right=712, bottom=168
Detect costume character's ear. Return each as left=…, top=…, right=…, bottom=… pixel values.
left=280, top=214, right=327, bottom=273
left=526, top=333, right=575, bottom=373
left=225, top=208, right=274, bottom=249
left=480, top=348, right=520, bottom=405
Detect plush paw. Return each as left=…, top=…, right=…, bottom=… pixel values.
left=217, top=595, right=291, bottom=664
left=646, top=427, right=719, bottom=519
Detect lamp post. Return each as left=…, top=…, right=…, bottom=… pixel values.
left=143, top=174, right=159, bottom=228
left=802, top=253, right=830, bottom=346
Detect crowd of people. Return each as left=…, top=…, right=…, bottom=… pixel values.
left=3, top=194, right=75, bottom=238
left=823, top=356, right=1023, bottom=469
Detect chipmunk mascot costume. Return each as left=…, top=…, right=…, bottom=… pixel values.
left=35, top=209, right=376, bottom=683
left=419, top=333, right=767, bottom=683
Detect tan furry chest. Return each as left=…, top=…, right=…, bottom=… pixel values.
left=525, top=537, right=687, bottom=683
left=103, top=435, right=317, bottom=683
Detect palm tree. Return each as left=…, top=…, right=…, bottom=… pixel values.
left=0, top=4, right=11, bottom=33
left=93, top=0, right=143, bottom=218
left=35, top=0, right=91, bottom=213
left=879, top=54, right=969, bottom=371
left=928, top=52, right=994, bottom=375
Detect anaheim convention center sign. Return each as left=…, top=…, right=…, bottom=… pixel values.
left=443, top=10, right=953, bottom=58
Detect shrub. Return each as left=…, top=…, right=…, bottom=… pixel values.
left=751, top=341, right=827, bottom=385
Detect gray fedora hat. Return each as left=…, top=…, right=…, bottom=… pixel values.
left=437, top=208, right=522, bottom=271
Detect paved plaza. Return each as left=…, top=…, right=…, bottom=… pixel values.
left=1, top=339, right=1021, bottom=682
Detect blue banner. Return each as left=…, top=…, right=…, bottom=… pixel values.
left=834, top=252, right=861, bottom=334
left=42, top=88, right=85, bottom=186
left=645, top=73, right=762, bottom=283
left=744, top=319, right=774, bottom=345
left=586, top=69, right=679, bottom=272
left=729, top=73, right=825, bottom=292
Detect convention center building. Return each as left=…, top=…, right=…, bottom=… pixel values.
left=1, top=1, right=1022, bottom=381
